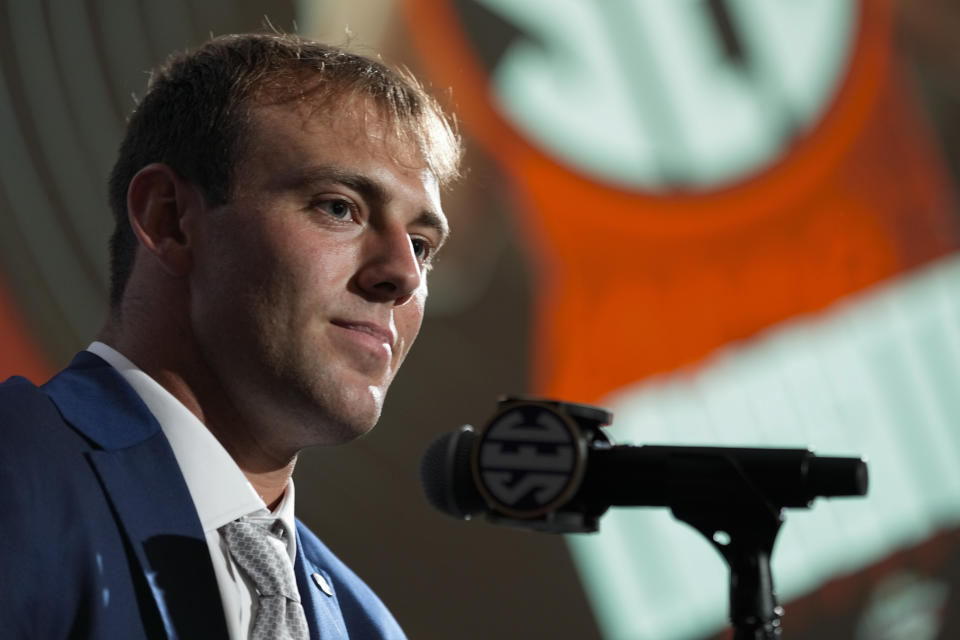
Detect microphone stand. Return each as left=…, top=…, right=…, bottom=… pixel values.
left=423, top=397, right=868, bottom=637
left=669, top=455, right=786, bottom=639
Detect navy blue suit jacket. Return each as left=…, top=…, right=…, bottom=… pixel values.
left=0, top=351, right=406, bottom=639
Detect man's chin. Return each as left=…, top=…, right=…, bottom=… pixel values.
left=310, top=413, right=379, bottom=446
left=311, top=390, right=383, bottom=445
left=275, top=373, right=389, bottom=446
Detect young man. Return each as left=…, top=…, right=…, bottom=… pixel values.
left=0, top=33, right=461, bottom=639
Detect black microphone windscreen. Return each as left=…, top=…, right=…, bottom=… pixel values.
left=420, top=426, right=485, bottom=519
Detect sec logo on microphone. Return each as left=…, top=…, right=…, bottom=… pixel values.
left=471, top=402, right=587, bottom=518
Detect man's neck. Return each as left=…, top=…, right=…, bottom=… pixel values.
left=245, top=465, right=297, bottom=511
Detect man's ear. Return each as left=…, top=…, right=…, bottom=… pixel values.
left=126, top=163, right=205, bottom=276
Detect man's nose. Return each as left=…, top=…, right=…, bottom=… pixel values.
left=355, top=226, right=423, bottom=305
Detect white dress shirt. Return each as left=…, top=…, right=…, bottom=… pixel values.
left=87, top=342, right=299, bottom=640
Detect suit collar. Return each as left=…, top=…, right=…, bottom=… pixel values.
left=87, top=342, right=273, bottom=533
left=43, top=351, right=230, bottom=639
left=43, top=350, right=160, bottom=450
left=296, top=526, right=348, bottom=639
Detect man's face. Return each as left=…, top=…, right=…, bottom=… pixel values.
left=188, top=96, right=447, bottom=451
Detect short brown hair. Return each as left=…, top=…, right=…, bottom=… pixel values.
left=107, top=33, right=461, bottom=306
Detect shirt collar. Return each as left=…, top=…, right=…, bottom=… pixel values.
left=86, top=342, right=297, bottom=546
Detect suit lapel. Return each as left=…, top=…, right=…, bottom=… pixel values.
left=44, top=352, right=229, bottom=640
left=295, top=528, right=348, bottom=639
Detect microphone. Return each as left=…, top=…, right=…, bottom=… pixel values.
left=420, top=397, right=868, bottom=533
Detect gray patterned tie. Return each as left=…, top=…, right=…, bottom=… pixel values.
left=221, top=517, right=310, bottom=640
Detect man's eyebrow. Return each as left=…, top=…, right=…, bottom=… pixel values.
left=413, top=209, right=450, bottom=249
left=288, top=166, right=387, bottom=204
left=290, top=165, right=449, bottom=245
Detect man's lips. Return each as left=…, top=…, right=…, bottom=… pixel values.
left=330, top=320, right=396, bottom=349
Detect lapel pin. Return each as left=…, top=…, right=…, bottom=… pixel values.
left=312, top=572, right=334, bottom=597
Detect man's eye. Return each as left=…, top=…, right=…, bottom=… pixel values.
left=411, top=237, right=433, bottom=263
left=313, top=198, right=355, bottom=220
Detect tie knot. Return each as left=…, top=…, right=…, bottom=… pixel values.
left=221, top=517, right=299, bottom=601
